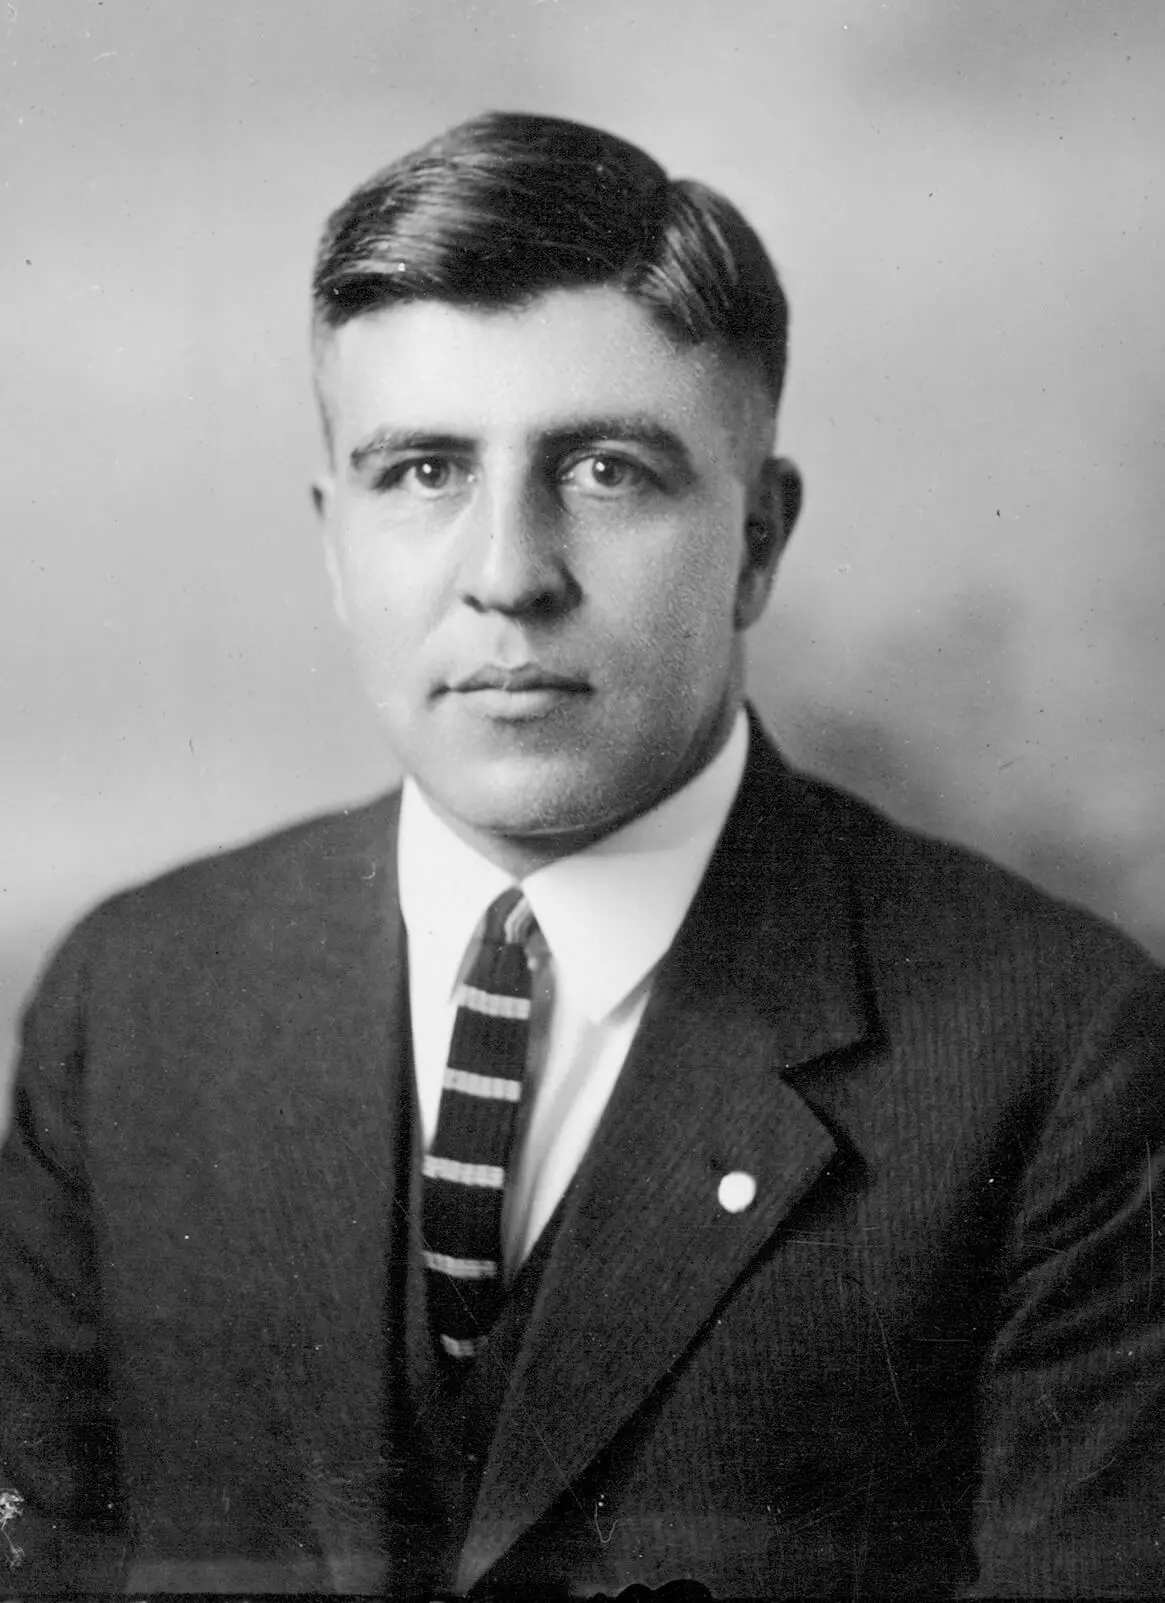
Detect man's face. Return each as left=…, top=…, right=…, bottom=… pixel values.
left=314, top=285, right=795, bottom=865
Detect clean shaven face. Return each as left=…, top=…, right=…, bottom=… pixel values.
left=314, top=285, right=796, bottom=873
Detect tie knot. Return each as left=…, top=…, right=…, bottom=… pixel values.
left=482, top=886, right=536, bottom=950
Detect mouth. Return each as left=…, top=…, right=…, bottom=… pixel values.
left=451, top=665, right=589, bottom=694
left=445, top=664, right=592, bottom=720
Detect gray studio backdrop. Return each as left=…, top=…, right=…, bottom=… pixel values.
left=4, top=0, right=1164, bottom=1116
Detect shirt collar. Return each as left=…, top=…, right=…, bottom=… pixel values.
left=398, top=710, right=749, bottom=1023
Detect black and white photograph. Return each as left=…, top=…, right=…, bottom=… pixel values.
left=3, top=2, right=1165, bottom=1595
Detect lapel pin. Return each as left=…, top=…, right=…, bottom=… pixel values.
left=717, top=1170, right=757, bottom=1213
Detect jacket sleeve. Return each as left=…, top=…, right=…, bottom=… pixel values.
left=0, top=920, right=130, bottom=1592
left=969, top=971, right=1165, bottom=1595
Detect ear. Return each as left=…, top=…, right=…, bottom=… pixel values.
left=735, top=456, right=802, bottom=630
left=311, top=471, right=348, bottom=626
left=311, top=472, right=332, bottom=522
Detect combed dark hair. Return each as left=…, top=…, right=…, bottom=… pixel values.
left=312, top=111, right=789, bottom=406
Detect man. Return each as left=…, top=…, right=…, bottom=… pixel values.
left=2, top=111, right=1164, bottom=1598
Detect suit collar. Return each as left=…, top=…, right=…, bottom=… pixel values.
left=455, top=719, right=875, bottom=1590
left=695, top=709, right=870, bottom=1068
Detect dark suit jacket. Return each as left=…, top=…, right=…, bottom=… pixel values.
left=3, top=725, right=1165, bottom=1596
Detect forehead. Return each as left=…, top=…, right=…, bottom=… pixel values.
left=316, top=286, right=771, bottom=463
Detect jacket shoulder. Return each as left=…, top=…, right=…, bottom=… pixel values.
left=787, top=762, right=1157, bottom=989
left=41, top=790, right=402, bottom=988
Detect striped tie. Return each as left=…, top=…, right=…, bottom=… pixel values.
left=422, top=887, right=537, bottom=1367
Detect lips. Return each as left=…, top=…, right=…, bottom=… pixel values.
left=448, top=664, right=590, bottom=695
left=443, top=663, right=591, bottom=723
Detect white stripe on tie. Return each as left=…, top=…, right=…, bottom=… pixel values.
left=440, top=1333, right=481, bottom=1359
left=443, top=1067, right=522, bottom=1102
left=456, top=984, right=532, bottom=1021
left=423, top=1154, right=505, bottom=1188
left=503, top=896, right=535, bottom=945
left=422, top=1250, right=498, bottom=1280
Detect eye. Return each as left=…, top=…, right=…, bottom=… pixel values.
left=376, top=456, right=468, bottom=495
left=559, top=452, right=651, bottom=496
left=410, top=457, right=454, bottom=491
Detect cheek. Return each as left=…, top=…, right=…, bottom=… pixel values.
left=333, top=573, right=426, bottom=701
left=335, top=533, right=434, bottom=641
left=608, top=529, right=740, bottom=669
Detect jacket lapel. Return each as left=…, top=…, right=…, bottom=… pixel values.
left=457, top=729, right=875, bottom=1591
left=238, top=794, right=420, bottom=1578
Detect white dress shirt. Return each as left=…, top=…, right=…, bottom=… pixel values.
left=397, top=709, right=748, bottom=1272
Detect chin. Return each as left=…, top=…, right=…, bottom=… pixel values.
left=428, top=753, right=633, bottom=842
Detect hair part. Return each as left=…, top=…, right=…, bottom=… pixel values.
left=311, top=112, right=789, bottom=416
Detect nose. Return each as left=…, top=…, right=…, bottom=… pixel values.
left=457, top=477, right=577, bottom=618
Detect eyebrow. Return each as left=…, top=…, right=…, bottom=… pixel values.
left=541, top=416, right=695, bottom=475
left=348, top=415, right=696, bottom=476
left=349, top=430, right=473, bottom=472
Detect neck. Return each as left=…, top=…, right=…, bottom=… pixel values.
left=432, top=818, right=622, bottom=882
left=420, top=696, right=744, bottom=881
